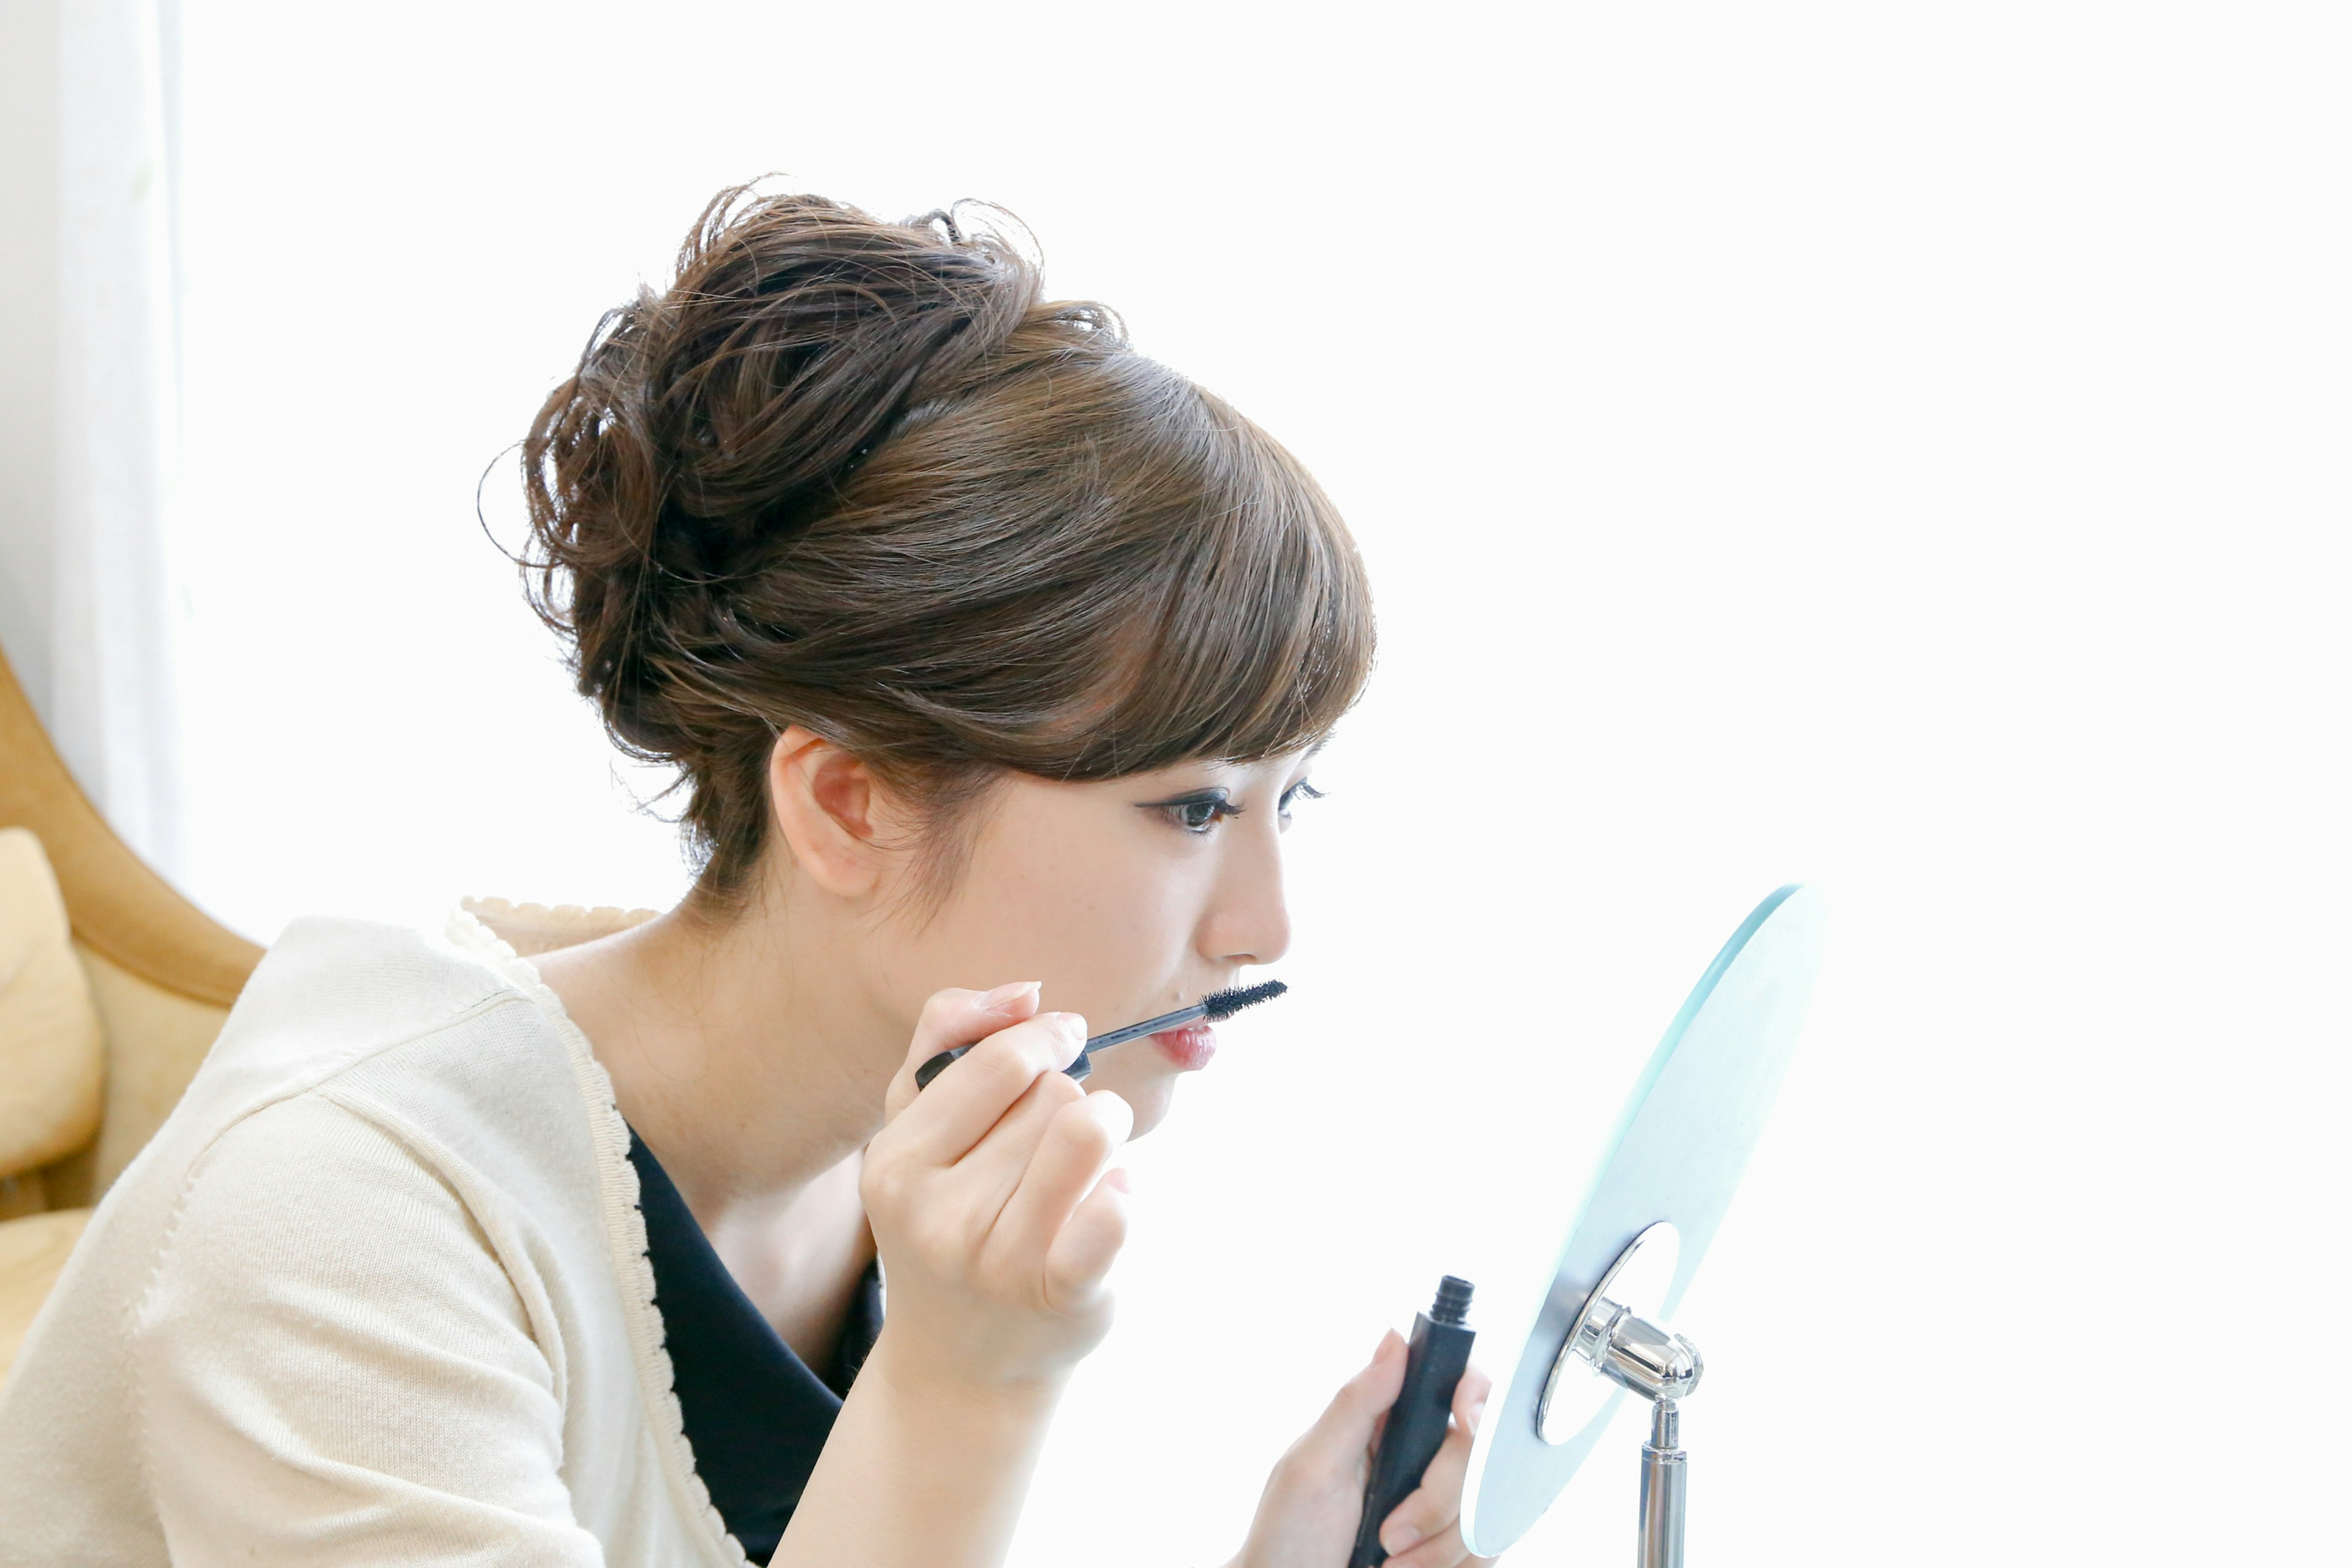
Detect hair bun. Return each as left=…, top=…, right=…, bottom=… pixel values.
left=647, top=189, right=1043, bottom=532
left=523, top=186, right=1046, bottom=742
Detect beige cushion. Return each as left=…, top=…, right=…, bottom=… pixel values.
left=0, top=829, right=104, bottom=1180
left=0, top=1207, right=92, bottom=1384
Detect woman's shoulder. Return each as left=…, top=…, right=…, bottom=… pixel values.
left=190, top=910, right=592, bottom=1137
left=231, top=909, right=538, bottom=1051
left=94, top=908, right=636, bottom=1313
left=194, top=909, right=633, bottom=1237
left=194, top=913, right=533, bottom=1101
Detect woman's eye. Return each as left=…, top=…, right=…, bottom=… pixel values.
left=1142, top=790, right=1237, bottom=834
left=1171, top=798, right=1229, bottom=832
left=1278, top=780, right=1325, bottom=823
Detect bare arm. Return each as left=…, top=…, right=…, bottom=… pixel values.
left=774, top=985, right=1131, bottom=1568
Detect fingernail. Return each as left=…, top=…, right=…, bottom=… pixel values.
left=1102, top=1166, right=1133, bottom=1193
left=980, top=980, right=1041, bottom=1010
left=1382, top=1521, right=1422, bottom=1555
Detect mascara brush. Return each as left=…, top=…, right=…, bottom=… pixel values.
left=914, top=979, right=1289, bottom=1090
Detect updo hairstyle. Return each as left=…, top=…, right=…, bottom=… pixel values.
left=522, top=183, right=1375, bottom=910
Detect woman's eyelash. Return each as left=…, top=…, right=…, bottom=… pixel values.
left=1144, top=790, right=1239, bottom=833
left=1141, top=780, right=1322, bottom=834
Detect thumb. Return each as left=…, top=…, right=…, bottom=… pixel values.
left=885, top=981, right=1043, bottom=1115
left=1298, top=1330, right=1408, bottom=1466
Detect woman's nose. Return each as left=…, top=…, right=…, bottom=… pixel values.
left=1200, top=824, right=1292, bottom=968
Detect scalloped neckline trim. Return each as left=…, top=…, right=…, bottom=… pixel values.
left=442, top=905, right=746, bottom=1567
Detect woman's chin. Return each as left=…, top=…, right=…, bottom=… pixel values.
left=1091, top=1069, right=1180, bottom=1139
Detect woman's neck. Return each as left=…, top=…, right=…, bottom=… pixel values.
left=533, top=886, right=890, bottom=1365
left=533, top=888, right=895, bottom=1226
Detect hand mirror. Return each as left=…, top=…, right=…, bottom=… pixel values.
left=1459, top=883, right=1825, bottom=1559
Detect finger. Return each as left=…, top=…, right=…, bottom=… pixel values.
left=884, top=983, right=1043, bottom=1118
left=1376, top=1433, right=1468, bottom=1560
left=1292, top=1329, right=1408, bottom=1472
left=1454, top=1365, right=1494, bottom=1427
left=946, top=1063, right=1091, bottom=1228
left=996, top=1088, right=1133, bottom=1272
left=888, top=1011, right=1085, bottom=1166
left=1379, top=1368, right=1493, bottom=1564
left=1384, top=1520, right=1494, bottom=1568
left=1042, top=1158, right=1133, bottom=1313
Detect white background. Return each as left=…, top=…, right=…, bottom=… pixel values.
left=167, top=4, right=2346, bottom=1563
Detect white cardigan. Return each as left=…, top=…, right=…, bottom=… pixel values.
left=0, top=911, right=746, bottom=1566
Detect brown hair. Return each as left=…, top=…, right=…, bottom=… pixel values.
left=521, top=183, right=1374, bottom=909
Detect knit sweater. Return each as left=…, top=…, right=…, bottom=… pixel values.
left=0, top=910, right=745, bottom=1566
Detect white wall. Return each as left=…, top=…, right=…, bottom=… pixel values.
left=0, top=1, right=61, bottom=721
left=172, top=4, right=2346, bottom=1563
left=4, top=0, right=190, bottom=875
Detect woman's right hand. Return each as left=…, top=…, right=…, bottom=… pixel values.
left=859, top=981, right=1135, bottom=1394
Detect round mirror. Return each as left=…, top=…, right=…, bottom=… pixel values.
left=1460, top=883, right=1825, bottom=1556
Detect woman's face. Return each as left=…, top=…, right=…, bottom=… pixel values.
left=881, top=749, right=1320, bottom=1137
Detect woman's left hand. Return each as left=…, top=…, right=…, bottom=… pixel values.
left=1225, top=1333, right=1498, bottom=1568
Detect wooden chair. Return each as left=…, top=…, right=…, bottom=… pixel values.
left=0, top=646, right=262, bottom=1378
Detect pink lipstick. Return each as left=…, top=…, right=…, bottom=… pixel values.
left=1150, top=1023, right=1218, bottom=1071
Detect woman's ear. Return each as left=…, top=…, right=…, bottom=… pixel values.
left=766, top=726, right=899, bottom=898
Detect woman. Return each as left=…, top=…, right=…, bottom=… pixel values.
left=0, top=187, right=1491, bottom=1567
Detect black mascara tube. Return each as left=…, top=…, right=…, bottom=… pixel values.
left=1349, top=1276, right=1476, bottom=1568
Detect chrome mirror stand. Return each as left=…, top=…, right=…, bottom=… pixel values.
left=1537, top=1223, right=1703, bottom=1568
left=1638, top=1396, right=1688, bottom=1568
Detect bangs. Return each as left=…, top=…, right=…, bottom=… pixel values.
left=712, top=337, right=1374, bottom=790
left=1055, top=384, right=1375, bottom=778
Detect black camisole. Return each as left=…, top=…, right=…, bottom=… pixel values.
left=627, top=1129, right=883, bottom=1565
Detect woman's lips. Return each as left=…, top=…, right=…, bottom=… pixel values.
left=1152, top=1024, right=1217, bottom=1071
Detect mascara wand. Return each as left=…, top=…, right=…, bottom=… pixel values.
left=915, top=979, right=1289, bottom=1090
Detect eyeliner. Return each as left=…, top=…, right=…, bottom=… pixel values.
left=914, top=979, right=1288, bottom=1090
